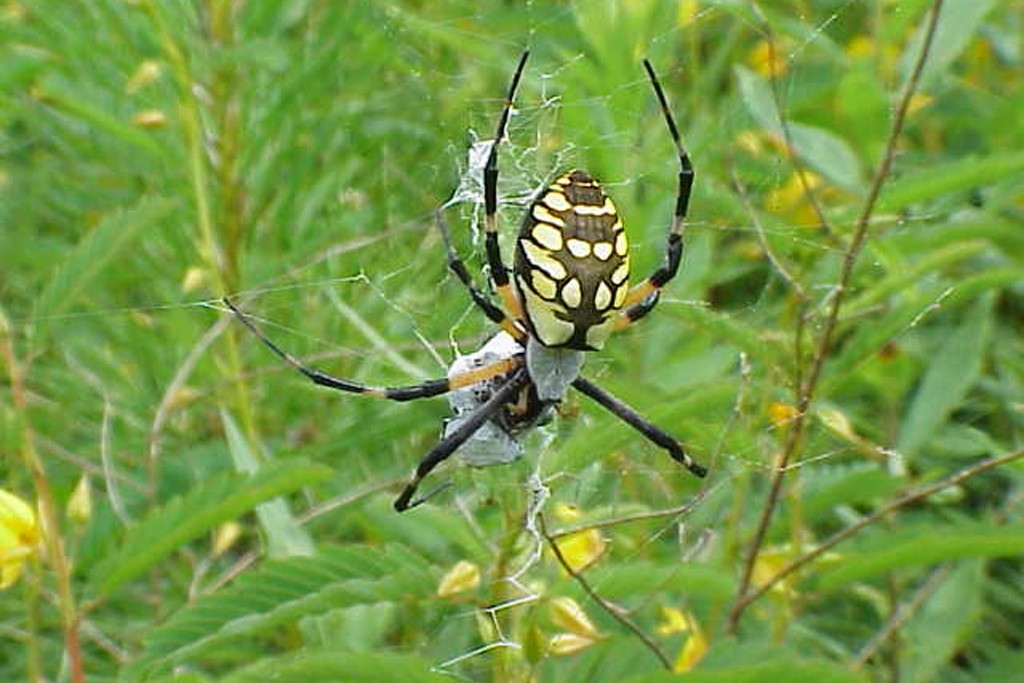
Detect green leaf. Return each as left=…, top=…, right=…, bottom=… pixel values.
left=902, top=0, right=999, bottom=86
left=876, top=151, right=1024, bottom=213
left=87, top=460, right=331, bottom=597
left=125, top=545, right=437, bottom=680
left=903, top=561, right=985, bottom=683
left=802, top=463, right=903, bottom=522
left=31, top=197, right=175, bottom=344
left=222, top=410, right=315, bottom=558
left=736, top=66, right=862, bottom=190
left=843, top=240, right=988, bottom=317
left=786, top=121, right=863, bottom=191
left=623, top=657, right=868, bottom=683
left=677, top=303, right=787, bottom=371
left=36, top=81, right=169, bottom=159
left=897, top=293, right=995, bottom=458
left=592, top=561, right=737, bottom=604
left=220, top=650, right=452, bottom=683
left=736, top=65, right=782, bottom=133
left=816, top=522, right=1024, bottom=590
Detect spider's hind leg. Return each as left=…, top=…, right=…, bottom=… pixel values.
left=572, top=375, right=706, bottom=478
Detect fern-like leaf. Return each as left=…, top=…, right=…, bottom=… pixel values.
left=32, top=196, right=175, bottom=344
left=124, top=544, right=437, bottom=680
left=87, top=459, right=330, bottom=597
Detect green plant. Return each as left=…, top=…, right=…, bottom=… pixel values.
left=2, top=1, right=1021, bottom=681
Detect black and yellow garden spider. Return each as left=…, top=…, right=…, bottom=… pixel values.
left=226, top=51, right=707, bottom=512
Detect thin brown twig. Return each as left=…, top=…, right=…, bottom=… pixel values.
left=1, top=308, right=85, bottom=683
left=732, top=449, right=1023, bottom=615
left=730, top=163, right=807, bottom=300
left=539, top=513, right=673, bottom=671
left=147, top=314, right=231, bottom=499
left=545, top=489, right=710, bottom=541
left=752, top=4, right=833, bottom=235
left=853, top=564, right=952, bottom=669
left=726, top=0, right=947, bottom=633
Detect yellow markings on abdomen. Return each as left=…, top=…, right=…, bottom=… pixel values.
left=592, top=241, right=613, bottom=261
left=542, top=190, right=572, bottom=212
left=611, top=261, right=629, bottom=285
left=594, top=281, right=612, bottom=311
left=532, top=204, right=566, bottom=229
left=561, top=277, right=582, bottom=309
left=520, top=239, right=568, bottom=280
left=565, top=238, right=592, bottom=258
left=514, top=169, right=637, bottom=349
left=531, top=269, right=558, bottom=301
left=572, top=197, right=616, bottom=216
left=531, top=222, right=564, bottom=251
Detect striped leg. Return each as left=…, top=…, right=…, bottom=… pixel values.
left=616, top=58, right=694, bottom=330
left=482, top=51, right=530, bottom=321
left=225, top=297, right=522, bottom=401
left=435, top=211, right=526, bottom=342
left=394, top=368, right=530, bottom=511
left=572, top=376, right=706, bottom=478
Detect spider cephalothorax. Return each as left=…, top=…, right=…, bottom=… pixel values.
left=226, top=51, right=706, bottom=512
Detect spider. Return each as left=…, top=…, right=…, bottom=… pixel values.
left=226, top=51, right=707, bottom=512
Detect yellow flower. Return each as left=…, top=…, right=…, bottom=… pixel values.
left=548, top=632, right=598, bottom=656
left=751, top=546, right=798, bottom=598
left=550, top=503, right=606, bottom=573
left=212, top=521, right=243, bottom=557
left=657, top=607, right=709, bottom=672
left=125, top=59, right=162, bottom=94
left=550, top=597, right=601, bottom=640
left=768, top=401, right=800, bottom=428
left=764, top=171, right=825, bottom=227
left=749, top=39, right=788, bottom=78
left=677, top=0, right=698, bottom=28
left=436, top=560, right=480, bottom=597
left=0, top=489, right=42, bottom=589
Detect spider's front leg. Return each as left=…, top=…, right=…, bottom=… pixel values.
left=482, top=50, right=530, bottom=322
left=432, top=52, right=531, bottom=340
left=615, top=58, right=694, bottom=332
left=225, top=297, right=521, bottom=401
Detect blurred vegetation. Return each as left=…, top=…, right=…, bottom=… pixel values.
left=2, top=0, right=1022, bottom=681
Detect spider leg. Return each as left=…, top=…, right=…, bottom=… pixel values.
left=482, top=50, right=529, bottom=321
left=395, top=368, right=530, bottom=511
left=572, top=376, right=706, bottom=478
left=616, top=58, right=694, bottom=329
left=435, top=210, right=526, bottom=342
left=225, top=297, right=522, bottom=401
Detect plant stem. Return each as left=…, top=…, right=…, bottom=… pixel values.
left=726, top=0, right=947, bottom=634
left=730, top=449, right=1023, bottom=614
left=1, top=308, right=84, bottom=683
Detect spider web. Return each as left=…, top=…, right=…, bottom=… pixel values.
left=402, top=16, right=796, bottom=680
left=392, top=4, right=980, bottom=674
left=193, top=4, right=943, bottom=674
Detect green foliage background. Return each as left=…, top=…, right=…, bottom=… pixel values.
left=2, top=0, right=1022, bottom=681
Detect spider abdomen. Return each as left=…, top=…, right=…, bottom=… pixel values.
left=514, top=170, right=630, bottom=350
